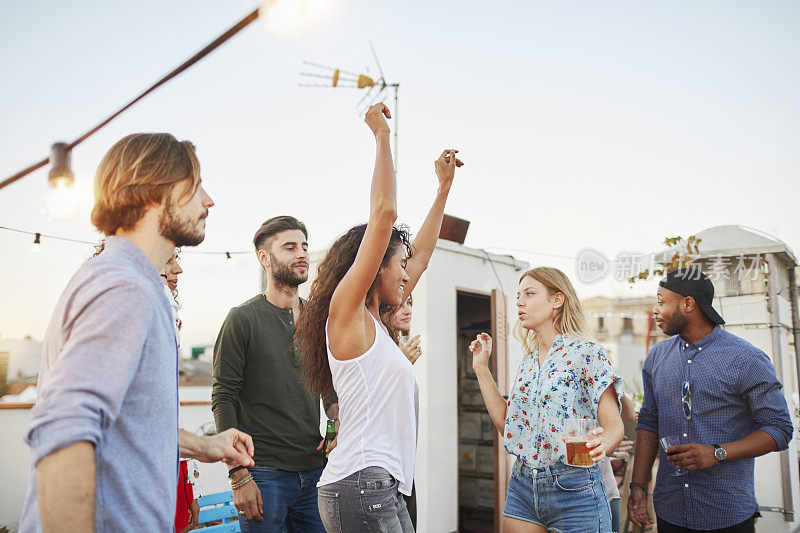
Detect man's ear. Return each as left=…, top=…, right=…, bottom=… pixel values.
left=257, top=248, right=270, bottom=270
left=683, top=296, right=696, bottom=314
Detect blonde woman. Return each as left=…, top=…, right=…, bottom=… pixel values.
left=470, top=267, right=624, bottom=533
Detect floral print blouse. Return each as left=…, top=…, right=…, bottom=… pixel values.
left=504, top=334, right=623, bottom=468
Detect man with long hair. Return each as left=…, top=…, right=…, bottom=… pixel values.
left=213, top=216, right=338, bottom=532
left=20, top=133, right=254, bottom=532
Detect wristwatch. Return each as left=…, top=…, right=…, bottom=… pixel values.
left=713, top=444, right=727, bottom=462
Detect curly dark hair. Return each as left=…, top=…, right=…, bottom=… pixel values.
left=379, top=303, right=400, bottom=345
left=297, top=223, right=411, bottom=399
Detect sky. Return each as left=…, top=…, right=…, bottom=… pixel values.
left=1, top=0, right=798, bottom=352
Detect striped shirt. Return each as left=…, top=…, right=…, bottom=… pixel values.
left=637, top=326, right=793, bottom=530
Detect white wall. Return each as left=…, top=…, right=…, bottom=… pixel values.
left=180, top=402, right=238, bottom=497
left=0, top=401, right=229, bottom=532
left=720, top=289, right=800, bottom=531
left=414, top=242, right=526, bottom=533
left=0, top=339, right=42, bottom=381
left=0, top=408, right=33, bottom=532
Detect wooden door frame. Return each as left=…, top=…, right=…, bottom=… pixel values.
left=491, top=289, right=509, bottom=533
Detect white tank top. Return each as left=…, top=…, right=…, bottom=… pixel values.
left=317, top=313, right=417, bottom=496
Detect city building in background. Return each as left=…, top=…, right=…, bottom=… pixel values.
left=581, top=296, right=665, bottom=404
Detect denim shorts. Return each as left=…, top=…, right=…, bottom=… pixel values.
left=503, top=460, right=612, bottom=533
left=317, top=466, right=413, bottom=533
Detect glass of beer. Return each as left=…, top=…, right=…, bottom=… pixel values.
left=563, top=418, right=597, bottom=466
left=660, top=435, right=686, bottom=476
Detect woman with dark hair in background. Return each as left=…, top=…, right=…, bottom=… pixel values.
left=297, top=102, right=461, bottom=532
left=382, top=295, right=421, bottom=528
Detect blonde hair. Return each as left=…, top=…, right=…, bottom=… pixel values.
left=91, top=133, right=201, bottom=236
left=513, top=267, right=592, bottom=354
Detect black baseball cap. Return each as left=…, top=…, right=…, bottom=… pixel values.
left=659, top=269, right=725, bottom=325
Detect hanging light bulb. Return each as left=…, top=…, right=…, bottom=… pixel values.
left=30, top=233, right=42, bottom=253
left=41, top=142, right=80, bottom=221
left=226, top=252, right=236, bottom=267
left=260, top=0, right=303, bottom=33
left=259, top=0, right=324, bottom=34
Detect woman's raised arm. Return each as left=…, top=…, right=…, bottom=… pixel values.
left=401, top=150, right=463, bottom=297
left=329, top=103, right=397, bottom=326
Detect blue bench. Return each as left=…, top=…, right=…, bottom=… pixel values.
left=195, top=491, right=240, bottom=532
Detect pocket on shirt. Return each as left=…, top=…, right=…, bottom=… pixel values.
left=543, top=371, right=580, bottom=412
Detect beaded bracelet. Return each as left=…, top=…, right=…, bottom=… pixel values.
left=231, top=474, right=253, bottom=490
left=629, top=481, right=648, bottom=493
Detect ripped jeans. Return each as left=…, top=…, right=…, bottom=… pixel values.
left=317, top=466, right=414, bottom=533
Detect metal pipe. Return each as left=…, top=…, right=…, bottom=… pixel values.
left=766, top=253, right=795, bottom=522
left=788, top=267, right=800, bottom=418
left=392, top=84, right=399, bottom=175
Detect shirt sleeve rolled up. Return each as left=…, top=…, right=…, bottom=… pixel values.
left=586, top=344, right=623, bottom=412
left=739, top=349, right=794, bottom=450
left=25, top=283, right=154, bottom=465
left=636, top=346, right=659, bottom=434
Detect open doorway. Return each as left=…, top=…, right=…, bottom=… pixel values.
left=456, top=290, right=496, bottom=532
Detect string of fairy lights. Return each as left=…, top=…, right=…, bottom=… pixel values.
left=0, top=225, right=665, bottom=313
left=0, top=0, right=327, bottom=212
left=0, top=225, right=250, bottom=264
left=593, top=312, right=652, bottom=320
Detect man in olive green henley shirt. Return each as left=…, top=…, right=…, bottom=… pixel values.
left=212, top=216, right=338, bottom=533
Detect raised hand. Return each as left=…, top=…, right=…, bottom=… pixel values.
left=470, top=332, right=493, bottom=371
left=365, top=102, right=391, bottom=137
left=434, top=149, right=464, bottom=191
left=400, top=334, right=422, bottom=364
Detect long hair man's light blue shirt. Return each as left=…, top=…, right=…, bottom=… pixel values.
left=20, top=236, right=180, bottom=532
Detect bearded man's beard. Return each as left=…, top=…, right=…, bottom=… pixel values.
left=159, top=200, right=206, bottom=247
left=270, top=252, right=308, bottom=288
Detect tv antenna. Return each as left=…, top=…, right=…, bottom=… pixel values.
left=300, top=42, right=400, bottom=173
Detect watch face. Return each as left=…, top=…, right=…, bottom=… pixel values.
left=715, top=447, right=727, bottom=460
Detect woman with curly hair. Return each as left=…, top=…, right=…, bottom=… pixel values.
left=297, top=102, right=461, bottom=533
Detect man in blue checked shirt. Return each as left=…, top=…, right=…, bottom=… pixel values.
left=628, top=269, right=793, bottom=533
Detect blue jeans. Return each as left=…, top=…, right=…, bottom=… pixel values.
left=317, top=466, right=414, bottom=532
left=239, top=466, right=326, bottom=533
left=610, top=498, right=620, bottom=533
left=503, top=460, right=612, bottom=533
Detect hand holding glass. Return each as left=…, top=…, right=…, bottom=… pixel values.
left=660, top=435, right=686, bottom=476
left=563, top=418, right=598, bottom=466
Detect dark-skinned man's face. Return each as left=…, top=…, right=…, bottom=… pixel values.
left=653, top=287, right=689, bottom=336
